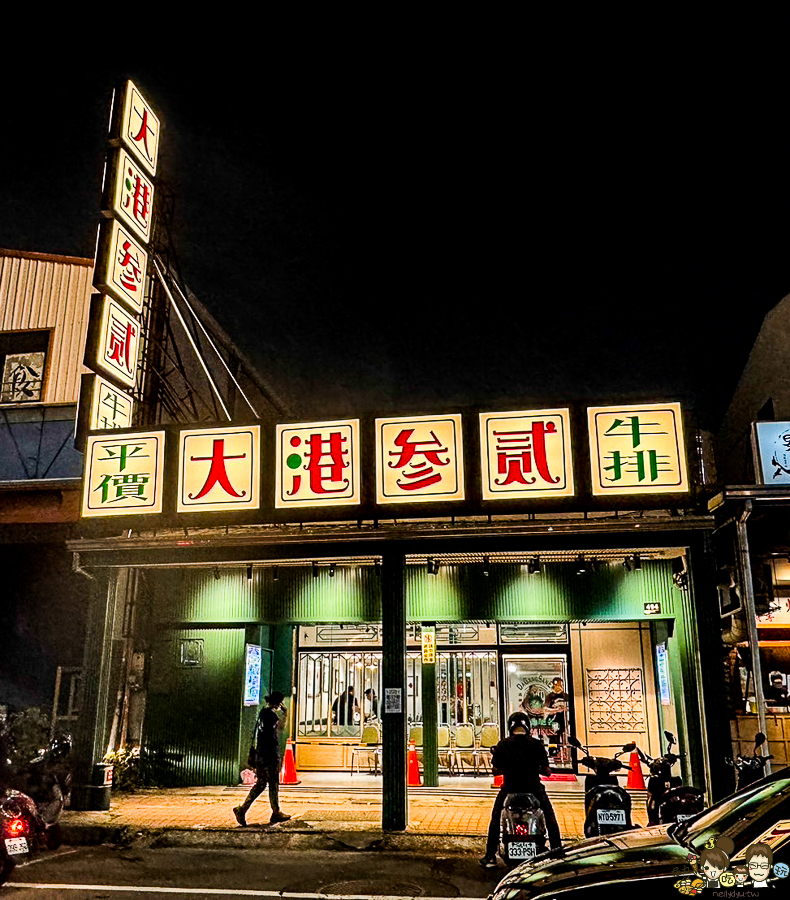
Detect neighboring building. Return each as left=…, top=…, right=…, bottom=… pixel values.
left=712, top=290, right=790, bottom=779
left=0, top=248, right=91, bottom=711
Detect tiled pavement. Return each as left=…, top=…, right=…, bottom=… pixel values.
left=61, top=778, right=607, bottom=846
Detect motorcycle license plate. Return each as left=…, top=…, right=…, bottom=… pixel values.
left=4, top=836, right=28, bottom=855
left=596, top=808, right=626, bottom=826
left=508, top=841, right=538, bottom=861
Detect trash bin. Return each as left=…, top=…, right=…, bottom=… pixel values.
left=72, top=763, right=113, bottom=811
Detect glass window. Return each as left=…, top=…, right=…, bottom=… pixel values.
left=0, top=330, right=49, bottom=404
left=503, top=654, right=572, bottom=766
left=297, top=651, right=380, bottom=738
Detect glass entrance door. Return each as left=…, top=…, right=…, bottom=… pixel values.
left=502, top=654, right=572, bottom=768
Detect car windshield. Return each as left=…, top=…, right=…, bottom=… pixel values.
left=678, top=773, right=790, bottom=851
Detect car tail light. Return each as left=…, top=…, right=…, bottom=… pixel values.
left=514, top=824, right=530, bottom=835
left=4, top=817, right=27, bottom=838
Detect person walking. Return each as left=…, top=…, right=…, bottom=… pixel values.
left=233, top=691, right=291, bottom=826
left=480, top=710, right=562, bottom=868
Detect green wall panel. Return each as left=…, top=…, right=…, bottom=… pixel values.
left=148, top=560, right=677, bottom=626
left=144, top=626, right=246, bottom=786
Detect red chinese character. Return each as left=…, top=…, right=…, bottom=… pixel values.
left=188, top=439, right=247, bottom=500
left=286, top=432, right=349, bottom=496
left=493, top=421, right=559, bottom=486
left=107, top=318, right=136, bottom=374
left=388, top=428, right=450, bottom=491
left=123, top=167, right=151, bottom=230
left=117, top=240, right=143, bottom=293
left=131, top=105, right=155, bottom=163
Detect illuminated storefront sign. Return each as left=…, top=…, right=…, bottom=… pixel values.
left=376, top=413, right=464, bottom=504
left=89, top=296, right=141, bottom=390
left=118, top=80, right=161, bottom=177
left=85, top=374, right=134, bottom=430
left=81, top=431, right=165, bottom=518
left=109, top=148, right=155, bottom=244
left=177, top=425, right=261, bottom=513
left=752, top=421, right=790, bottom=484
left=94, top=220, right=148, bottom=314
left=78, top=401, right=693, bottom=520
left=480, top=409, right=574, bottom=500
left=587, top=402, right=688, bottom=496
left=275, top=420, right=360, bottom=508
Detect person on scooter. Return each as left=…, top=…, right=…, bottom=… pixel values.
left=480, top=711, right=562, bottom=868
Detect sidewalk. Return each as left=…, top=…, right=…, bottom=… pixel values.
left=60, top=777, right=605, bottom=855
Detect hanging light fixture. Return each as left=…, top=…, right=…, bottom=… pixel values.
left=246, top=564, right=253, bottom=582
left=329, top=563, right=336, bottom=578
left=483, top=556, right=490, bottom=576
left=527, top=556, right=541, bottom=575
left=623, top=557, right=632, bottom=572
left=213, top=566, right=221, bottom=581
left=576, top=554, right=587, bottom=574
left=633, top=553, right=642, bottom=571
left=272, top=566, right=279, bottom=582
left=312, top=561, right=318, bottom=578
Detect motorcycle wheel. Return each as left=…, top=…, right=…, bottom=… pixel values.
left=0, top=856, right=16, bottom=887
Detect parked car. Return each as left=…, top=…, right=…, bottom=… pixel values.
left=489, top=766, right=790, bottom=898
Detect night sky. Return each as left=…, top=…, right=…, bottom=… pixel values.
left=3, top=56, right=790, bottom=431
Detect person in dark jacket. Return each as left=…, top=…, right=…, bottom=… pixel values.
left=233, top=691, right=291, bottom=826
left=480, top=711, right=562, bottom=868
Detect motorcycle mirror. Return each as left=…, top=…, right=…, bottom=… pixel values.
left=622, top=741, right=636, bottom=752
left=755, top=733, right=766, bottom=748
left=568, top=736, right=583, bottom=749
left=663, top=730, right=676, bottom=744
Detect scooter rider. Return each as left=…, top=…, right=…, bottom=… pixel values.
left=480, top=711, right=562, bottom=868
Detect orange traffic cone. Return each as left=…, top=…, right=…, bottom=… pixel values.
left=280, top=739, right=301, bottom=785
left=407, top=740, right=422, bottom=786
left=491, top=773, right=503, bottom=788
left=626, top=750, right=645, bottom=790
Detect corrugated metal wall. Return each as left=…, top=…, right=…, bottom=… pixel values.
left=149, top=560, right=675, bottom=625
left=0, top=251, right=93, bottom=403
left=144, top=626, right=246, bottom=786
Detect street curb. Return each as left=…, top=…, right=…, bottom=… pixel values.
left=60, top=823, right=486, bottom=855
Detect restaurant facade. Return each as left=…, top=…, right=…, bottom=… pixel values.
left=69, top=402, right=729, bottom=827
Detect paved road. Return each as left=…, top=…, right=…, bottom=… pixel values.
left=5, top=845, right=504, bottom=899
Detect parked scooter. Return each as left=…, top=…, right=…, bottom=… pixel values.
left=636, top=731, right=704, bottom=825
left=569, top=736, right=636, bottom=836
left=725, top=732, right=774, bottom=791
left=499, top=793, right=549, bottom=866
left=0, top=733, right=71, bottom=827
left=0, top=788, right=51, bottom=887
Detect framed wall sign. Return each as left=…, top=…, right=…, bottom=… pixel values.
left=752, top=421, right=790, bottom=484
left=480, top=408, right=574, bottom=500
left=588, top=402, right=688, bottom=496
left=81, top=431, right=165, bottom=518
left=275, top=419, right=360, bottom=509
left=177, top=425, right=261, bottom=513
left=376, top=413, right=464, bottom=504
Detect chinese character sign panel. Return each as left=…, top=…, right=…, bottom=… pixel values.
left=244, top=644, right=262, bottom=707
left=95, top=220, right=148, bottom=314
left=752, top=422, right=790, bottom=484
left=480, top=409, right=574, bottom=500
left=94, top=297, right=141, bottom=389
left=588, top=403, right=688, bottom=496
left=177, top=425, right=261, bottom=513
left=88, top=375, right=134, bottom=430
left=1, top=352, right=45, bottom=402
left=376, top=414, right=464, bottom=503
left=81, top=431, right=165, bottom=517
left=111, top=149, right=155, bottom=244
left=275, top=420, right=360, bottom=508
left=120, top=81, right=160, bottom=176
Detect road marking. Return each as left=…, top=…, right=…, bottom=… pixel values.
left=17, top=848, right=85, bottom=867
left=6, top=885, right=482, bottom=900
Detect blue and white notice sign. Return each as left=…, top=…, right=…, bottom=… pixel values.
left=244, top=644, right=262, bottom=706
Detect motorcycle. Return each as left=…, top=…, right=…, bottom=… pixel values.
left=1, top=733, right=72, bottom=828
left=0, top=787, right=57, bottom=887
left=499, top=792, right=549, bottom=866
left=636, top=730, right=704, bottom=825
left=569, top=736, right=636, bottom=837
left=725, top=731, right=774, bottom=791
